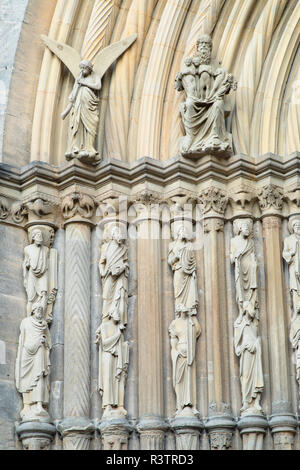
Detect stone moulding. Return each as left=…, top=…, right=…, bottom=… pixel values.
left=1, top=152, right=300, bottom=193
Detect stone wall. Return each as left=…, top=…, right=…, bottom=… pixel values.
left=0, top=0, right=28, bottom=160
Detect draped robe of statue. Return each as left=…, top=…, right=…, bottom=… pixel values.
left=97, top=232, right=129, bottom=417
left=67, top=72, right=101, bottom=158
left=23, top=242, right=49, bottom=314
left=15, top=311, right=51, bottom=420
left=169, top=311, right=201, bottom=416
left=283, top=228, right=300, bottom=385
left=99, top=237, right=129, bottom=327
left=283, top=232, right=300, bottom=318
left=175, top=35, right=236, bottom=158
left=231, top=232, right=264, bottom=413
left=98, top=317, right=129, bottom=414
left=168, top=239, right=199, bottom=314
left=175, top=63, right=235, bottom=157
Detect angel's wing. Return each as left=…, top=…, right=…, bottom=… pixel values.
left=93, top=34, right=137, bottom=79
left=41, top=35, right=81, bottom=79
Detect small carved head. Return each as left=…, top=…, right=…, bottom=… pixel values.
left=79, top=59, right=93, bottom=77
left=110, top=225, right=124, bottom=243
left=192, top=55, right=201, bottom=67
left=184, top=56, right=193, bottom=67
left=291, top=218, right=300, bottom=235
left=31, top=228, right=43, bottom=245
left=31, top=302, right=44, bottom=321
left=196, top=35, right=212, bottom=64
left=174, top=224, right=189, bottom=241
left=234, top=218, right=253, bottom=237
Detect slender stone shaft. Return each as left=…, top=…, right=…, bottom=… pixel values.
left=63, top=222, right=92, bottom=450
left=262, top=215, right=296, bottom=446
left=201, top=204, right=235, bottom=449
left=136, top=210, right=166, bottom=449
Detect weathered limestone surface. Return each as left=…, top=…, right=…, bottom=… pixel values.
left=0, top=225, right=27, bottom=449
left=0, top=0, right=28, bottom=160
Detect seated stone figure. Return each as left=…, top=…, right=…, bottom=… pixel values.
left=175, top=35, right=237, bottom=158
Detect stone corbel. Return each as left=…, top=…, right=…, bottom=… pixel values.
left=205, top=404, right=236, bottom=450
left=130, top=190, right=163, bottom=240
left=98, top=419, right=133, bottom=450
left=197, top=187, right=228, bottom=219
left=62, top=191, right=96, bottom=225
left=237, top=414, right=268, bottom=450
left=166, top=192, right=197, bottom=223
left=97, top=194, right=128, bottom=234
left=228, top=188, right=256, bottom=220
left=257, top=184, right=284, bottom=217
left=24, top=194, right=60, bottom=228
left=269, top=402, right=297, bottom=450
left=16, top=421, right=56, bottom=451
left=170, top=417, right=204, bottom=450
left=137, top=418, right=169, bottom=450
left=57, top=418, right=95, bottom=451
left=286, top=188, right=300, bottom=218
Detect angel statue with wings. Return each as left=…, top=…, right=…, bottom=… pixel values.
left=42, top=34, right=137, bottom=163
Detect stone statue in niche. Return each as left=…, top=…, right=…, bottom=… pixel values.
left=95, top=225, right=129, bottom=419
left=23, top=227, right=57, bottom=319
left=15, top=301, right=51, bottom=421
left=169, top=304, right=201, bottom=417
left=283, top=218, right=300, bottom=393
left=42, top=34, right=137, bottom=164
left=168, top=224, right=199, bottom=315
left=230, top=219, right=264, bottom=415
left=175, top=35, right=237, bottom=158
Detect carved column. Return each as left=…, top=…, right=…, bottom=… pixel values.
left=96, top=196, right=132, bottom=449
left=15, top=197, right=58, bottom=450
left=258, top=185, right=297, bottom=449
left=198, top=188, right=235, bottom=449
left=134, top=192, right=168, bottom=449
left=59, top=192, right=95, bottom=450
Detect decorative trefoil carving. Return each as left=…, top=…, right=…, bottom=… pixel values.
left=257, top=184, right=284, bottom=212
left=62, top=192, right=95, bottom=219
left=198, top=187, right=228, bottom=215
